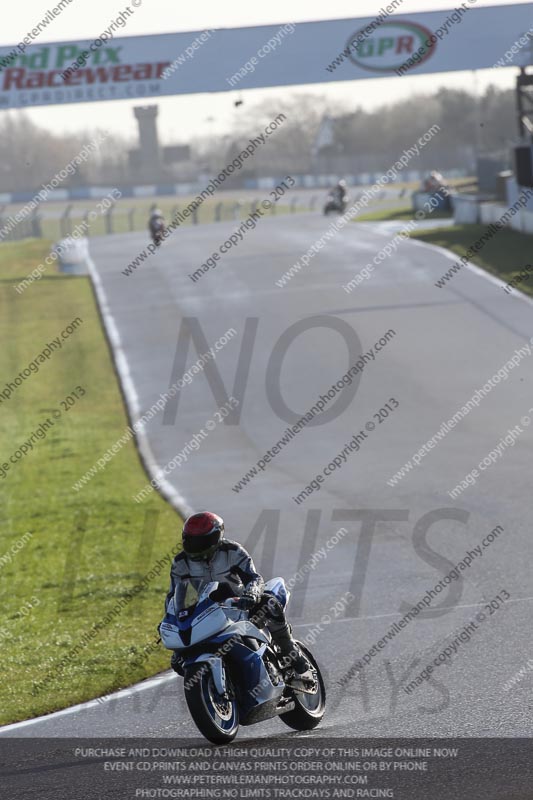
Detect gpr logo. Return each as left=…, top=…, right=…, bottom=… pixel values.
left=347, top=21, right=436, bottom=72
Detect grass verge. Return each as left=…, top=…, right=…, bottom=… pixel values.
left=0, top=240, right=182, bottom=725
left=409, top=224, right=533, bottom=297
left=355, top=205, right=454, bottom=223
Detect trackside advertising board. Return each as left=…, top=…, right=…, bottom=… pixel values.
left=0, top=3, right=531, bottom=108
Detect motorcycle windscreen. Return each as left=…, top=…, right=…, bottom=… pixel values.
left=190, top=605, right=230, bottom=645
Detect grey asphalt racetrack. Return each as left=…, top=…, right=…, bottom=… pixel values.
left=3, top=212, right=533, bottom=739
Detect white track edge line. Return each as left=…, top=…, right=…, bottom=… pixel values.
left=0, top=673, right=176, bottom=732
left=409, top=236, right=533, bottom=309
left=88, top=259, right=194, bottom=518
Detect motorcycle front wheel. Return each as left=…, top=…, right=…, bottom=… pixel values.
left=184, top=663, right=239, bottom=744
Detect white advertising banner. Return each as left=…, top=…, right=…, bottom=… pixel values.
left=0, top=3, right=530, bottom=108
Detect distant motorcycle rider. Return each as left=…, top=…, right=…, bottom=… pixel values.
left=164, top=512, right=309, bottom=677
left=332, top=179, right=347, bottom=205
left=148, top=203, right=166, bottom=245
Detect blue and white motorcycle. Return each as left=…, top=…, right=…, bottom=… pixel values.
left=159, top=579, right=326, bottom=743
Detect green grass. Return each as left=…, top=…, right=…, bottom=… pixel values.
left=354, top=204, right=412, bottom=222
left=355, top=204, right=454, bottom=223
left=353, top=177, right=477, bottom=224
left=409, top=224, right=533, bottom=296
left=0, top=240, right=183, bottom=725
left=378, top=175, right=478, bottom=194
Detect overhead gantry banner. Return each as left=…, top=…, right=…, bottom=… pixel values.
left=0, top=3, right=530, bottom=108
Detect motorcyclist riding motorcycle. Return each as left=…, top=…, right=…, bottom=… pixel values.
left=165, top=512, right=309, bottom=677
left=332, top=179, right=347, bottom=205
left=324, top=180, right=348, bottom=215
left=148, top=203, right=166, bottom=245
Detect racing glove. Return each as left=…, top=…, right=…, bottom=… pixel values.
left=237, top=592, right=258, bottom=611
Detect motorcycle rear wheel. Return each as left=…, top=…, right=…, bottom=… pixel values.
left=184, top=664, right=239, bottom=744
left=279, top=643, right=326, bottom=730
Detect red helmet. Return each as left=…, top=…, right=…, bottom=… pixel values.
left=182, top=512, right=224, bottom=560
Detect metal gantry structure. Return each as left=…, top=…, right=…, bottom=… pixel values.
left=517, top=66, right=533, bottom=139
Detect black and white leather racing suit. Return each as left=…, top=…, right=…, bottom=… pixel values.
left=333, top=186, right=347, bottom=206
left=149, top=212, right=164, bottom=237
left=164, top=539, right=306, bottom=673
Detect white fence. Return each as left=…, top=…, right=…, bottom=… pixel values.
left=478, top=203, right=533, bottom=234
left=454, top=174, right=533, bottom=233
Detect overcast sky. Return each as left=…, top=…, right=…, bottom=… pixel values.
left=2, top=0, right=530, bottom=143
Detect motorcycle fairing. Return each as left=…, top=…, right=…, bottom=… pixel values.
left=263, top=576, right=290, bottom=609
left=186, top=637, right=285, bottom=722
left=160, top=595, right=232, bottom=650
